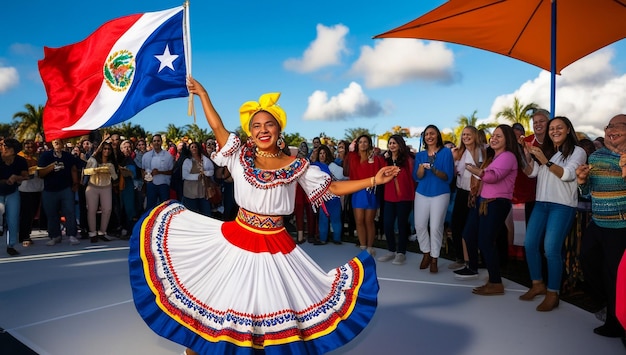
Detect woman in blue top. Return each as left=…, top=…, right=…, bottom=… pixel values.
left=312, top=144, right=343, bottom=245
left=413, top=125, right=454, bottom=273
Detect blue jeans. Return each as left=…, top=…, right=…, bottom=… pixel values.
left=525, top=201, right=576, bottom=291
left=463, top=197, right=511, bottom=283
left=319, top=198, right=342, bottom=243
left=383, top=200, right=413, bottom=254
left=146, top=182, right=170, bottom=210
left=0, top=190, right=20, bottom=248
left=42, top=187, right=77, bottom=239
left=182, top=197, right=212, bottom=217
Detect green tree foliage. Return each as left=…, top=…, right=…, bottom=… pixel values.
left=164, top=123, right=185, bottom=143
left=107, top=122, right=147, bottom=139
left=184, top=123, right=212, bottom=144
left=454, top=110, right=498, bottom=145
left=344, top=128, right=372, bottom=142
left=495, top=97, right=538, bottom=133
left=283, top=132, right=306, bottom=147
left=0, top=123, right=14, bottom=138
left=12, top=103, right=44, bottom=141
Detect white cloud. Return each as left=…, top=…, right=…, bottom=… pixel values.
left=283, top=24, right=349, bottom=73
left=303, top=82, right=383, bottom=120
left=487, top=49, right=626, bottom=138
left=350, top=38, right=455, bottom=88
left=0, top=65, right=19, bottom=93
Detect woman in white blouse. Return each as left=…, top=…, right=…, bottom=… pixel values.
left=83, top=140, right=118, bottom=243
left=520, top=116, right=587, bottom=311
left=181, top=141, right=215, bottom=216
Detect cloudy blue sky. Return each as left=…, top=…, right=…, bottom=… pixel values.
left=1, top=0, right=626, bottom=142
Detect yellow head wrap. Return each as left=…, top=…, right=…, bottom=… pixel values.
left=239, top=92, right=287, bottom=136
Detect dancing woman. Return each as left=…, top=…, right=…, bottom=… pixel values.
left=129, top=77, right=400, bottom=355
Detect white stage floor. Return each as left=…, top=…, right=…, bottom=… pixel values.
left=1, top=230, right=623, bottom=354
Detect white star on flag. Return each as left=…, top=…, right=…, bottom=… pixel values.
left=155, top=44, right=179, bottom=72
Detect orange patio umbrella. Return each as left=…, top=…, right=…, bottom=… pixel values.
left=375, top=0, right=626, bottom=116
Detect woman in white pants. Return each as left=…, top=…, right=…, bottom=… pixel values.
left=413, top=125, right=455, bottom=273
left=83, top=140, right=118, bottom=243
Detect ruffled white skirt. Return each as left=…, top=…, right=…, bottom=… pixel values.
left=129, top=200, right=378, bottom=354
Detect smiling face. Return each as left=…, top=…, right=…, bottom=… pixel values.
left=532, top=113, right=549, bottom=139
left=489, top=127, right=506, bottom=153
left=250, top=111, right=280, bottom=151
left=461, top=128, right=476, bottom=147
left=604, top=114, right=626, bottom=151
left=136, top=140, right=146, bottom=152
left=548, top=118, right=569, bottom=147
left=423, top=127, right=438, bottom=148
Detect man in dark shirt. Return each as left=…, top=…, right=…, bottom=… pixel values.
left=38, top=138, right=81, bottom=246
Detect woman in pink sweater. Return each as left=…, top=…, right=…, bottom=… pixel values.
left=463, top=124, right=524, bottom=296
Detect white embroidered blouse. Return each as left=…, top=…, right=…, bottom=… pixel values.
left=211, top=134, right=334, bottom=215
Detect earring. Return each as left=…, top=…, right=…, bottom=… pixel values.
left=277, top=134, right=286, bottom=150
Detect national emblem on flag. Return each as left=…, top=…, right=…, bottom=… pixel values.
left=38, top=6, right=190, bottom=140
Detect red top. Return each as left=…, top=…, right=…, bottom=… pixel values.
left=346, top=151, right=385, bottom=181
left=512, top=135, right=539, bottom=204
left=384, top=156, right=416, bottom=202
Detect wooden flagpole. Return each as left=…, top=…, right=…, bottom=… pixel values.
left=183, top=0, right=196, bottom=123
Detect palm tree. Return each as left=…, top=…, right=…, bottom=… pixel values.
left=108, top=122, right=147, bottom=139
left=184, top=123, right=211, bottom=143
left=495, top=97, right=538, bottom=133
left=344, top=128, right=372, bottom=142
left=453, top=110, right=497, bottom=145
left=12, top=103, right=44, bottom=141
left=283, top=132, right=306, bottom=147
left=164, top=123, right=184, bottom=143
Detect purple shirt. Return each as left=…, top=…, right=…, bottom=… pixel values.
left=480, top=151, right=518, bottom=200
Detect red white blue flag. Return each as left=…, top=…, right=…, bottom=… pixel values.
left=38, top=6, right=189, bottom=140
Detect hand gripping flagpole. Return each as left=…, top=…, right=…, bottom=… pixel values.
left=183, top=0, right=196, bottom=123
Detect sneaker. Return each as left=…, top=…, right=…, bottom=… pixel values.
left=392, top=253, right=406, bottom=265
left=46, top=236, right=62, bottom=246
left=366, top=247, right=376, bottom=257
left=454, top=266, right=479, bottom=280
left=377, top=252, right=396, bottom=262
left=69, top=236, right=81, bottom=245
left=7, top=247, right=19, bottom=256
left=408, top=234, right=417, bottom=242
left=448, top=261, right=466, bottom=270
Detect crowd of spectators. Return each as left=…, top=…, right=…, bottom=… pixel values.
left=1, top=112, right=625, bottom=341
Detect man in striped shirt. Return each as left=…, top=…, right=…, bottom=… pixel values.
left=577, top=114, right=626, bottom=339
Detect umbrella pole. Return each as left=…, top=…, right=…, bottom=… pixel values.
left=550, top=0, right=557, bottom=118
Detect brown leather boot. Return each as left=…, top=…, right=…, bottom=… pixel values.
left=429, top=258, right=438, bottom=273
left=419, top=253, right=431, bottom=269
left=536, top=291, right=560, bottom=312
left=519, top=281, right=547, bottom=301
left=472, top=282, right=505, bottom=296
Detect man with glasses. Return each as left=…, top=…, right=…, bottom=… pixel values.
left=142, top=134, right=174, bottom=210
left=577, top=114, right=626, bottom=339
